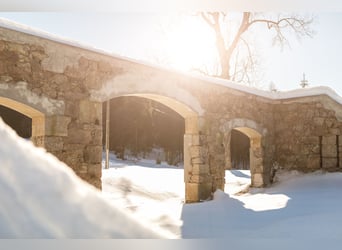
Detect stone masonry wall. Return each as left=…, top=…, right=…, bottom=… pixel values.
left=274, top=97, right=342, bottom=172
left=0, top=31, right=121, bottom=189
left=198, top=85, right=276, bottom=191
left=2, top=25, right=342, bottom=203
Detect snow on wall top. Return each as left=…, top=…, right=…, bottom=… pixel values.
left=1, top=17, right=342, bottom=105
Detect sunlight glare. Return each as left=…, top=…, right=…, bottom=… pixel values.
left=164, top=16, right=217, bottom=73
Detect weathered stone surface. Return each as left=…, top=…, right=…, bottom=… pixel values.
left=185, top=182, right=212, bottom=203
left=79, top=100, right=102, bottom=125
left=45, top=115, right=71, bottom=136
left=323, top=158, right=338, bottom=169
left=322, top=135, right=337, bottom=145
left=322, top=144, right=337, bottom=158
left=307, top=155, right=321, bottom=170
left=3, top=25, right=342, bottom=203
left=84, top=145, right=103, bottom=164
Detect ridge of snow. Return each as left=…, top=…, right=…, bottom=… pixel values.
left=1, top=17, right=342, bottom=105
left=0, top=118, right=170, bottom=238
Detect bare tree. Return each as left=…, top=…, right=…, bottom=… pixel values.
left=200, top=12, right=314, bottom=85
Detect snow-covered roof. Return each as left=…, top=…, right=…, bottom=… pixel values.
left=1, top=17, right=342, bottom=105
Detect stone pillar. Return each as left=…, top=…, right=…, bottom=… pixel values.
left=31, top=115, right=71, bottom=148
left=31, top=99, right=103, bottom=190
left=184, top=116, right=212, bottom=203
left=224, top=132, right=232, bottom=170
left=250, top=137, right=264, bottom=187
left=71, top=99, right=103, bottom=189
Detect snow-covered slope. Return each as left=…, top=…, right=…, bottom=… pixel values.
left=0, top=118, right=167, bottom=238
left=102, top=156, right=342, bottom=245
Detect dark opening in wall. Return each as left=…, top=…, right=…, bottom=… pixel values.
left=102, top=96, right=185, bottom=165
left=0, top=105, right=32, bottom=138
left=230, top=129, right=250, bottom=169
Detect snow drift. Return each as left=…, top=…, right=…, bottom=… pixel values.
left=0, top=118, right=167, bottom=238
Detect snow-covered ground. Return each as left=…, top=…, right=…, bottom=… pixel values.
left=1, top=117, right=342, bottom=243
left=102, top=154, right=342, bottom=243
left=0, top=119, right=169, bottom=238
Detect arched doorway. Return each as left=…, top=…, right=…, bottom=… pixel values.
left=0, top=97, right=45, bottom=145
left=102, top=96, right=185, bottom=165
left=0, top=105, right=32, bottom=138
left=100, top=93, right=210, bottom=203
left=230, top=129, right=250, bottom=170
left=223, top=119, right=266, bottom=188
left=231, top=127, right=263, bottom=187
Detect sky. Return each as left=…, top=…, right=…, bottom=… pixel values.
left=0, top=12, right=342, bottom=95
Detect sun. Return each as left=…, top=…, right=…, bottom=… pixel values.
left=163, top=16, right=218, bottom=74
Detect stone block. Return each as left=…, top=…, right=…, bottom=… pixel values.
left=191, top=156, right=205, bottom=165
left=79, top=99, right=102, bottom=125
left=322, top=158, right=338, bottom=169
left=307, top=155, right=320, bottom=170
left=329, top=128, right=341, bottom=135
left=43, top=136, right=64, bottom=151
left=32, top=116, right=45, bottom=137
left=189, top=145, right=208, bottom=158
left=322, top=144, right=337, bottom=158
left=185, top=116, right=203, bottom=134
left=87, top=164, right=102, bottom=178
left=84, top=145, right=103, bottom=164
left=302, top=136, right=319, bottom=145
left=45, top=115, right=71, bottom=136
left=185, top=182, right=212, bottom=203
left=63, top=143, right=84, bottom=151
left=60, top=149, right=84, bottom=167
left=65, top=127, right=92, bottom=144
left=313, top=117, right=325, bottom=126
left=191, top=164, right=209, bottom=175
left=90, top=128, right=103, bottom=145
left=78, top=164, right=88, bottom=174
left=191, top=134, right=207, bottom=146
left=251, top=173, right=264, bottom=187
left=322, top=135, right=337, bottom=145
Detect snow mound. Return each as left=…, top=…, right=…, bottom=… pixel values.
left=0, top=119, right=167, bottom=238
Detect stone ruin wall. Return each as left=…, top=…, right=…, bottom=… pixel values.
left=199, top=85, right=276, bottom=191
left=274, top=96, right=342, bottom=173
left=2, top=25, right=342, bottom=202
left=0, top=28, right=124, bottom=188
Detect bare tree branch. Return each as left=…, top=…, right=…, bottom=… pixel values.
left=199, top=12, right=314, bottom=86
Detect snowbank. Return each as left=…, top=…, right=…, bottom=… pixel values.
left=0, top=118, right=167, bottom=238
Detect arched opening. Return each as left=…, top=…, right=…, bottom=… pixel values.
left=100, top=93, right=208, bottom=202
left=230, top=129, right=250, bottom=170
left=229, top=126, right=264, bottom=187
left=0, top=105, right=32, bottom=138
left=0, top=97, right=45, bottom=143
left=223, top=119, right=266, bottom=189
left=102, top=96, right=185, bottom=165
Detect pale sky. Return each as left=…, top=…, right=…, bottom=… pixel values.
left=0, top=12, right=342, bottom=95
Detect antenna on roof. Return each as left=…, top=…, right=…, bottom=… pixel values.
left=300, top=73, right=309, bottom=88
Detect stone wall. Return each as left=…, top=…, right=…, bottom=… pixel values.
left=2, top=24, right=342, bottom=203
left=199, top=86, right=275, bottom=191
left=0, top=29, right=121, bottom=189
left=274, top=96, right=342, bottom=172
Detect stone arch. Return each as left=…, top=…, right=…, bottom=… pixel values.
left=0, top=82, right=68, bottom=140
left=0, top=96, right=45, bottom=140
left=99, top=91, right=210, bottom=203
left=221, top=118, right=267, bottom=187
left=0, top=84, right=71, bottom=160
